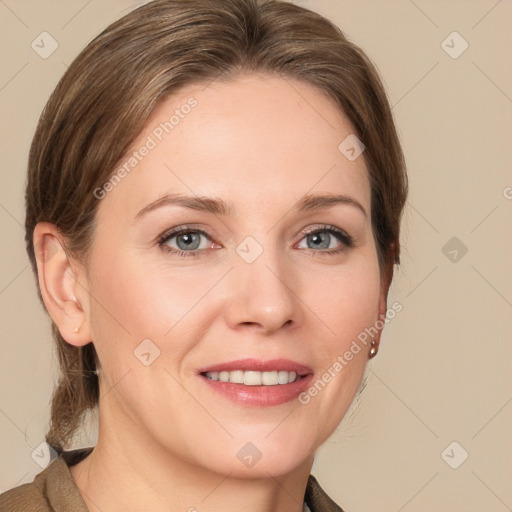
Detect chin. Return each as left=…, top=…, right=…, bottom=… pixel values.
left=191, top=430, right=316, bottom=479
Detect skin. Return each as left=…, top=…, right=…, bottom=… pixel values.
left=34, top=73, right=389, bottom=512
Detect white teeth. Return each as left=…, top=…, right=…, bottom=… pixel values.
left=278, top=370, right=289, bottom=384
left=229, top=370, right=244, bottom=384
left=262, top=371, right=278, bottom=385
left=244, top=371, right=262, bottom=386
left=204, top=370, right=300, bottom=385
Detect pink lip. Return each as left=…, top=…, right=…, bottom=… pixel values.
left=197, top=358, right=314, bottom=407
left=197, top=358, right=313, bottom=376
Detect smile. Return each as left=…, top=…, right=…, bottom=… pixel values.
left=198, top=358, right=314, bottom=406
left=203, top=370, right=300, bottom=385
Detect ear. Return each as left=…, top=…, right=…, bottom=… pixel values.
left=374, top=244, right=396, bottom=344
left=33, top=222, right=92, bottom=347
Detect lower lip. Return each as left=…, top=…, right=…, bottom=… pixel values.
left=199, top=374, right=314, bottom=407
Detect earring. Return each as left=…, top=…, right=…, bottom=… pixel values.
left=73, top=326, right=80, bottom=333
left=369, top=340, right=379, bottom=359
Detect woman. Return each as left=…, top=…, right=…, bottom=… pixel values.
left=1, top=0, right=407, bottom=510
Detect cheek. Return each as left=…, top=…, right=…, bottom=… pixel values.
left=86, top=248, right=217, bottom=367
left=304, top=255, right=381, bottom=425
left=318, top=256, right=382, bottom=348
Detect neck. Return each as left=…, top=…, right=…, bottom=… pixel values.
left=70, top=410, right=314, bottom=512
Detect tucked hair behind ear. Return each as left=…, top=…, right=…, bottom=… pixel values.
left=25, top=0, right=407, bottom=451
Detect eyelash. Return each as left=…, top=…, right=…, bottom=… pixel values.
left=157, top=224, right=353, bottom=258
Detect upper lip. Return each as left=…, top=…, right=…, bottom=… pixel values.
left=198, top=358, right=313, bottom=376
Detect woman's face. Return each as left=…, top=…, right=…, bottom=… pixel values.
left=79, top=73, right=387, bottom=477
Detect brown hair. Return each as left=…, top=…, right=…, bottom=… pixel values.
left=25, top=0, right=407, bottom=451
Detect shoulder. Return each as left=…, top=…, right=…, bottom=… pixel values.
left=0, top=448, right=92, bottom=512
left=306, top=474, right=346, bottom=512
left=0, top=470, right=51, bottom=512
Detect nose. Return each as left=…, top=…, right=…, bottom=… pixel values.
left=223, top=247, right=303, bottom=334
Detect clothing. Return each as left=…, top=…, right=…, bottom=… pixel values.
left=0, top=448, right=345, bottom=511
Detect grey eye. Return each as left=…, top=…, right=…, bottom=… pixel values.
left=162, top=230, right=211, bottom=252
left=306, top=231, right=332, bottom=250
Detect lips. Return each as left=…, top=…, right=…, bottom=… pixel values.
left=197, top=358, right=314, bottom=407
left=197, top=358, right=313, bottom=375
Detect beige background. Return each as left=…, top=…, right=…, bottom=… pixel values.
left=1, top=0, right=511, bottom=510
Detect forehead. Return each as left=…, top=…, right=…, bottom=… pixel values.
left=99, top=73, right=370, bottom=217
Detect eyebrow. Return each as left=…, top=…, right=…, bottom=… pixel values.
left=295, top=193, right=367, bottom=217
left=134, top=192, right=367, bottom=220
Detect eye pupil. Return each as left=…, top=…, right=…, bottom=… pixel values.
left=308, top=232, right=330, bottom=249
left=177, top=232, right=201, bottom=250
